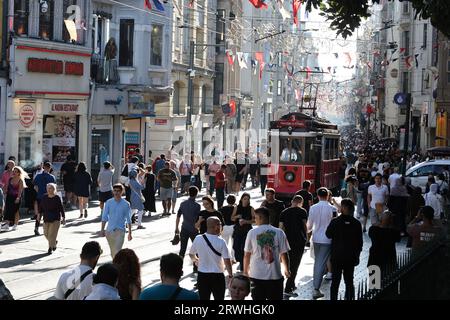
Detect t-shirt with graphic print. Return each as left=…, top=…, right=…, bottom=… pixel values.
left=244, top=224, right=290, bottom=280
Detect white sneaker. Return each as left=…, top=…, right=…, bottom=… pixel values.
left=11, top=225, right=18, bottom=231
left=325, top=272, right=333, bottom=280
left=1, top=223, right=10, bottom=231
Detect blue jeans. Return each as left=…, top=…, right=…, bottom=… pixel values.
left=313, top=243, right=331, bottom=290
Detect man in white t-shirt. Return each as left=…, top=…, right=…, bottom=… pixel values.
left=189, top=217, right=233, bottom=300
left=243, top=207, right=290, bottom=300
left=388, top=168, right=401, bottom=189
left=54, top=241, right=102, bottom=300
left=306, top=187, right=335, bottom=299
left=367, top=173, right=389, bottom=226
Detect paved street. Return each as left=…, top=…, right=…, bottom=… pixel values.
left=0, top=182, right=408, bottom=300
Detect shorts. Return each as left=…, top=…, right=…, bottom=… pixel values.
left=172, top=189, right=178, bottom=200
left=99, top=191, right=113, bottom=203
left=64, top=183, right=74, bottom=193
left=181, top=175, right=191, bottom=185
left=160, top=187, right=173, bottom=201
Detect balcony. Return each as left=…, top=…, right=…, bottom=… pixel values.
left=91, top=54, right=120, bottom=84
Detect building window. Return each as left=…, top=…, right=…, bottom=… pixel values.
left=213, top=63, right=224, bottom=105
left=201, top=85, right=207, bottom=113
left=447, top=60, right=450, bottom=84
left=63, top=0, right=78, bottom=43
left=277, top=80, right=282, bottom=96
left=151, top=24, right=163, bottom=66
left=421, top=68, right=426, bottom=94
left=14, top=0, right=29, bottom=36
left=195, top=28, right=204, bottom=61
left=402, top=30, right=410, bottom=56
left=402, top=72, right=409, bottom=93
left=402, top=1, right=409, bottom=14
left=175, top=17, right=181, bottom=49
left=216, top=9, right=225, bottom=53
left=39, top=0, right=54, bottom=40
left=173, top=82, right=180, bottom=115
left=423, top=24, right=427, bottom=49
left=119, top=19, right=134, bottom=67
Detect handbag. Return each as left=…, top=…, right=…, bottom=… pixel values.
left=119, top=165, right=129, bottom=186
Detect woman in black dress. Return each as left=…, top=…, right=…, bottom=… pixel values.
left=195, top=195, right=224, bottom=234
left=143, top=165, right=156, bottom=215
left=231, top=192, right=255, bottom=271
left=367, top=211, right=401, bottom=278
left=73, top=162, right=93, bottom=219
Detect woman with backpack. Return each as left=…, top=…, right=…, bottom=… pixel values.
left=73, top=162, right=93, bottom=219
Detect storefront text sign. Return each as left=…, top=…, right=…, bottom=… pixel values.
left=125, top=132, right=140, bottom=144
left=155, top=119, right=167, bottom=125
left=19, top=104, right=35, bottom=128
left=27, top=58, right=84, bottom=76
left=51, top=103, right=79, bottom=113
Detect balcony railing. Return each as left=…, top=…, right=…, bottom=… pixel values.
left=91, top=55, right=120, bottom=84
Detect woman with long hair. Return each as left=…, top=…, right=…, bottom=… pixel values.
left=1, top=166, right=28, bottom=231
left=73, top=162, right=92, bottom=219
left=195, top=195, right=224, bottom=234
left=0, top=160, right=15, bottom=193
left=112, top=248, right=142, bottom=300
left=231, top=192, right=255, bottom=271
left=39, top=183, right=65, bottom=254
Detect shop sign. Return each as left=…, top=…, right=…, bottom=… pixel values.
left=51, top=103, right=79, bottom=113
left=129, top=99, right=155, bottom=117
left=154, top=119, right=167, bottom=125
left=105, top=96, right=124, bottom=106
left=125, top=132, right=140, bottom=144
left=19, top=104, right=35, bottom=128
left=27, top=58, right=84, bottom=76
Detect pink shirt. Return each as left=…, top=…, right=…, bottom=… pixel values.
left=208, top=163, right=221, bottom=176
left=1, top=171, right=12, bottom=191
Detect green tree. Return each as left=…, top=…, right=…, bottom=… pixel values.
left=302, top=0, right=450, bottom=38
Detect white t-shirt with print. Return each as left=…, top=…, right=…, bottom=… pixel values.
left=189, top=233, right=230, bottom=273
left=368, top=184, right=389, bottom=209
left=244, top=224, right=290, bottom=280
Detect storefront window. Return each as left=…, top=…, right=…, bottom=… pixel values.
left=39, top=0, right=54, bottom=40
left=14, top=0, right=29, bottom=36
left=63, top=0, right=78, bottom=43
left=18, top=134, right=32, bottom=169
left=151, top=24, right=163, bottom=66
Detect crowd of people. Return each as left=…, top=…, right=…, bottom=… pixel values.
left=0, top=133, right=449, bottom=300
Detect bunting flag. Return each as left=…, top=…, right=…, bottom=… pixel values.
left=255, top=51, right=264, bottom=64
left=237, top=52, right=248, bottom=69
left=367, top=61, right=372, bottom=70
left=144, top=0, right=152, bottom=10
left=333, top=53, right=339, bottom=59
left=152, top=0, right=165, bottom=11
left=252, top=59, right=258, bottom=75
left=305, top=66, right=311, bottom=80
left=415, top=54, right=420, bottom=68
left=249, top=0, right=268, bottom=9
left=188, top=0, right=194, bottom=8
left=327, top=66, right=332, bottom=73
left=277, top=0, right=291, bottom=21
left=399, top=47, right=406, bottom=55
left=225, top=50, right=235, bottom=66
left=284, top=62, right=294, bottom=77
left=229, top=99, right=236, bottom=117
left=295, top=88, right=301, bottom=101
left=343, top=52, right=352, bottom=68
left=293, top=0, right=302, bottom=26
left=405, top=56, right=413, bottom=69
left=259, top=62, right=265, bottom=79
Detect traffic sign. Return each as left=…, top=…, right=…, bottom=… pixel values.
left=394, top=92, right=407, bottom=105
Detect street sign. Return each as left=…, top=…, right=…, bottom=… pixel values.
left=394, top=92, right=407, bottom=105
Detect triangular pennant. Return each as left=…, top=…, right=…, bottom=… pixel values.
left=249, top=0, right=268, bottom=9
left=237, top=52, right=248, bottom=69
left=144, top=0, right=152, bottom=10
left=259, top=62, right=265, bottom=79
left=152, top=0, right=165, bottom=11
left=293, top=0, right=302, bottom=26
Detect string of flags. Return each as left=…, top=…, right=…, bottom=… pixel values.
left=144, top=0, right=165, bottom=11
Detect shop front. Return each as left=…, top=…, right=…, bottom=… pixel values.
left=6, top=38, right=91, bottom=181
left=90, top=87, right=128, bottom=188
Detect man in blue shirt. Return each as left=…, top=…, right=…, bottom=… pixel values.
left=175, top=186, right=200, bottom=260
left=140, top=253, right=198, bottom=300
left=100, top=183, right=132, bottom=259
left=33, top=162, right=56, bottom=236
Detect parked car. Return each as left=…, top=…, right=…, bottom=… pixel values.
left=405, top=159, right=450, bottom=193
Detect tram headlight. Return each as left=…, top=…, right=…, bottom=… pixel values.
left=284, top=171, right=295, bottom=182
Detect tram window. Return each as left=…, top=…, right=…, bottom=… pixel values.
left=305, top=138, right=317, bottom=164
left=324, top=139, right=330, bottom=160
left=280, top=137, right=303, bottom=163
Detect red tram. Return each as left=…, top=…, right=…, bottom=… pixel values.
left=266, top=112, right=340, bottom=198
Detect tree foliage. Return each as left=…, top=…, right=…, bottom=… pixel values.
left=303, top=0, right=450, bottom=39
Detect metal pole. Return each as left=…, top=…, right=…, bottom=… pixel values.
left=187, top=40, right=194, bottom=152
left=402, top=93, right=412, bottom=174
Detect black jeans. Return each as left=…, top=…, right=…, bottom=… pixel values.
left=197, top=272, right=225, bottom=300
left=330, top=262, right=355, bottom=300
left=285, top=244, right=305, bottom=292
left=209, top=176, right=216, bottom=196
left=179, top=228, right=198, bottom=257
left=250, top=278, right=284, bottom=300
left=216, top=188, right=225, bottom=208
left=260, top=176, right=267, bottom=195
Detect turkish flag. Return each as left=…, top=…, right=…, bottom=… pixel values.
left=144, top=0, right=152, bottom=10
left=366, top=104, right=374, bottom=114
left=293, top=0, right=302, bottom=26
left=249, top=0, right=268, bottom=9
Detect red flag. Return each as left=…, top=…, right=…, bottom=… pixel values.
left=399, top=47, right=406, bottom=54
left=293, top=0, right=302, bottom=26
left=255, top=52, right=264, bottom=64
left=259, top=62, right=265, bottom=79
left=226, top=50, right=234, bottom=66
left=144, top=0, right=152, bottom=10
left=305, top=66, right=311, bottom=80
left=229, top=100, right=236, bottom=116
left=249, top=0, right=268, bottom=9
left=405, top=56, right=413, bottom=69
left=188, top=0, right=194, bottom=8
